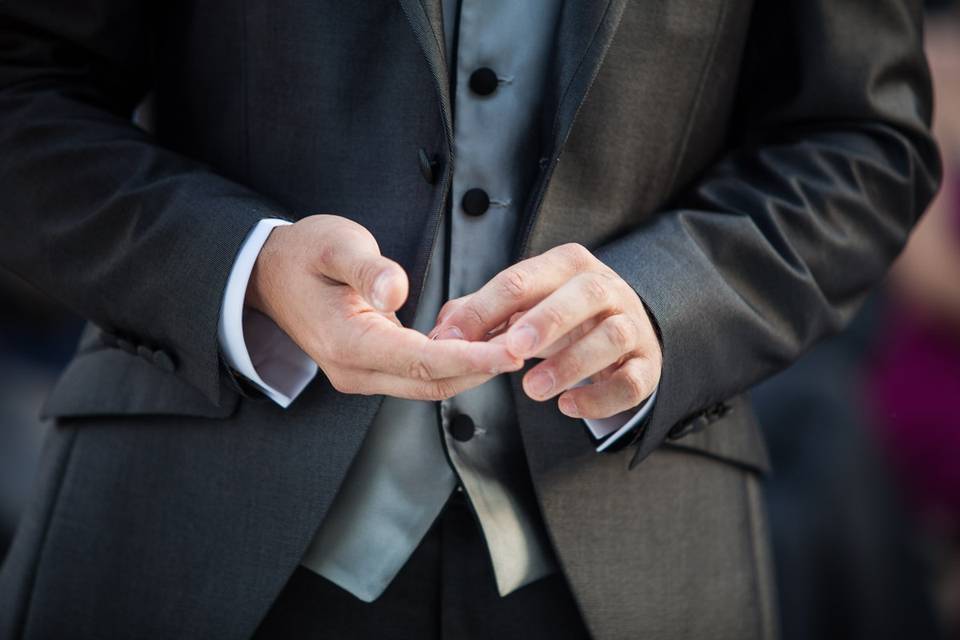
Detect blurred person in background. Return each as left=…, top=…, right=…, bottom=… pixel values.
left=754, top=297, right=942, bottom=640
left=867, top=0, right=960, bottom=632
left=754, top=3, right=960, bottom=639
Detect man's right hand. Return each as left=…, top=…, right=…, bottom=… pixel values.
left=246, top=215, right=523, bottom=401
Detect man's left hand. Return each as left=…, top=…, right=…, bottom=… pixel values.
left=429, top=243, right=662, bottom=419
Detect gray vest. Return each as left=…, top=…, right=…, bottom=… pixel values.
left=300, top=0, right=564, bottom=601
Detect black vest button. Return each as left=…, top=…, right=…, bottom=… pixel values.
left=417, top=148, right=438, bottom=184
left=461, top=188, right=490, bottom=216
left=469, top=67, right=499, bottom=96
left=449, top=414, right=476, bottom=442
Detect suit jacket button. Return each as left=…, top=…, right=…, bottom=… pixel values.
left=417, top=148, right=438, bottom=184
left=153, top=350, right=176, bottom=373
left=449, top=414, right=476, bottom=442
left=461, top=188, right=489, bottom=216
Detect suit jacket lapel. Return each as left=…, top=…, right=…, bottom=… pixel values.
left=397, top=0, right=453, bottom=147
left=519, top=0, right=630, bottom=258
left=543, top=0, right=629, bottom=155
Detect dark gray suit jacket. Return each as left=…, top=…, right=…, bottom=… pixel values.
left=0, top=1, right=938, bottom=638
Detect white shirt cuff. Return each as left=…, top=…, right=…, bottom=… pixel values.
left=583, top=386, right=659, bottom=453
left=218, top=218, right=318, bottom=408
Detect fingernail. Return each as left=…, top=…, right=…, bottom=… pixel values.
left=558, top=396, right=580, bottom=418
left=527, top=370, right=555, bottom=398
left=371, top=271, right=394, bottom=310
left=437, top=326, right=464, bottom=341
left=508, top=324, right=539, bottom=356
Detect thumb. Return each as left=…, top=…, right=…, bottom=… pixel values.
left=315, top=221, right=409, bottom=312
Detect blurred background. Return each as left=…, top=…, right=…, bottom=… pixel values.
left=1, top=3, right=958, bottom=639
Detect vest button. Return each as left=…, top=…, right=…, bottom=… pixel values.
left=449, top=414, right=476, bottom=442
left=469, top=67, right=499, bottom=96
left=461, top=188, right=490, bottom=216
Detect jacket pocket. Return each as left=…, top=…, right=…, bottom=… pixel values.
left=41, top=345, right=239, bottom=420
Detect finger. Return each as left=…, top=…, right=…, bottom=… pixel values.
left=556, top=357, right=658, bottom=420
left=588, top=361, right=620, bottom=383
left=486, top=311, right=526, bottom=339
left=327, top=367, right=495, bottom=401
left=336, top=313, right=524, bottom=378
left=313, top=219, right=408, bottom=312
left=521, top=314, right=636, bottom=401
left=434, top=295, right=471, bottom=329
left=504, top=271, right=624, bottom=358
left=434, top=243, right=595, bottom=341
left=530, top=316, right=599, bottom=359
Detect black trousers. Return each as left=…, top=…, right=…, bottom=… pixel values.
left=254, top=491, right=592, bottom=639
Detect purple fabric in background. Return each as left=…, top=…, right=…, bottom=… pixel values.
left=867, top=309, right=960, bottom=518
left=867, top=174, right=960, bottom=521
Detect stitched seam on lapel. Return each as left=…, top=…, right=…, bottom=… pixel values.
left=552, top=0, right=613, bottom=138
left=16, top=428, right=79, bottom=640
left=397, top=0, right=453, bottom=147
left=418, top=0, right=448, bottom=77
left=663, top=0, right=732, bottom=197
left=551, top=1, right=617, bottom=141
left=516, top=0, right=627, bottom=259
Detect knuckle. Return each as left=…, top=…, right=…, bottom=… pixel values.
left=622, top=362, right=649, bottom=404
left=557, top=352, right=585, bottom=382
left=557, top=242, right=591, bottom=269
left=583, top=275, right=609, bottom=305
left=572, top=392, right=599, bottom=417
left=604, top=315, right=635, bottom=351
left=438, top=298, right=460, bottom=320
left=407, top=352, right=435, bottom=381
left=352, top=258, right=381, bottom=291
left=498, top=268, right=529, bottom=301
left=422, top=379, right=457, bottom=401
left=541, top=305, right=567, bottom=333
left=461, top=303, right=488, bottom=330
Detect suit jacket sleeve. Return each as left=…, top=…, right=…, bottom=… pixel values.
left=0, top=3, right=287, bottom=406
left=593, top=0, right=941, bottom=463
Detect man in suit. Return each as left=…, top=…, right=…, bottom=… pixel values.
left=0, top=0, right=938, bottom=638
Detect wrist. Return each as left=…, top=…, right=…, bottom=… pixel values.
left=246, top=224, right=289, bottom=318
